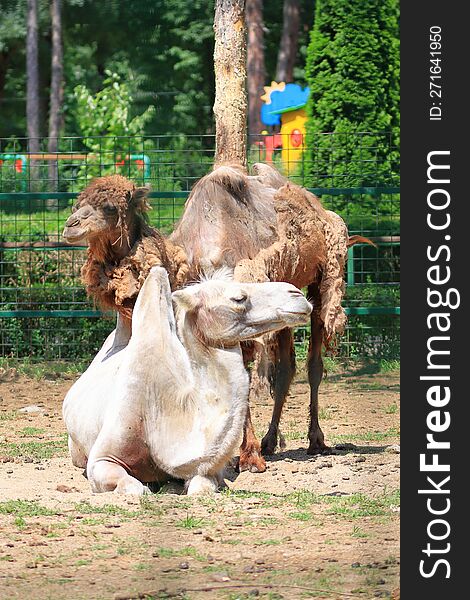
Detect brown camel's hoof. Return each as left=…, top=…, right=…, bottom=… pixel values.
left=307, top=442, right=333, bottom=455
left=307, top=427, right=330, bottom=455
left=238, top=451, right=267, bottom=473
left=261, top=434, right=277, bottom=456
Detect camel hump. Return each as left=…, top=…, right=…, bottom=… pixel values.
left=251, top=163, right=287, bottom=190
left=201, top=164, right=249, bottom=203
left=131, top=266, right=176, bottom=339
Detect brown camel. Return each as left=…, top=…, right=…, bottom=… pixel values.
left=170, top=163, right=368, bottom=471
left=62, top=175, right=188, bottom=325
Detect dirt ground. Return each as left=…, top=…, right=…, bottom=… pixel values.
left=0, top=363, right=400, bottom=600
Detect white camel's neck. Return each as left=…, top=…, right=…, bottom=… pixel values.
left=175, top=319, right=249, bottom=448
left=149, top=315, right=248, bottom=477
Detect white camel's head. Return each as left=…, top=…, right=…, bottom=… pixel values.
left=172, top=270, right=312, bottom=346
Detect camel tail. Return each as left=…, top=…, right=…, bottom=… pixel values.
left=347, top=235, right=376, bottom=248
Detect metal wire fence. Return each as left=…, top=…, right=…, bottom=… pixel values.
left=0, top=133, right=399, bottom=361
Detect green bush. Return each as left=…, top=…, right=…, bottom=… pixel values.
left=305, top=0, right=400, bottom=188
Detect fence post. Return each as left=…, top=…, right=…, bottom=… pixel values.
left=347, top=245, right=355, bottom=286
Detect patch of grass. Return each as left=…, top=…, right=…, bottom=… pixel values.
left=281, top=489, right=399, bottom=521
left=357, top=381, right=399, bottom=391
left=73, top=501, right=140, bottom=518
left=0, top=500, right=57, bottom=517
left=385, top=403, right=399, bottom=414
left=286, top=490, right=320, bottom=509
left=133, top=562, right=151, bottom=571
left=331, top=427, right=400, bottom=444
left=139, top=495, right=166, bottom=515
left=255, top=538, right=282, bottom=546
left=351, top=525, right=369, bottom=538
left=323, top=355, right=341, bottom=374
left=80, top=517, right=106, bottom=526
left=176, top=513, right=207, bottom=529
left=0, top=411, right=17, bottom=421
left=220, top=489, right=272, bottom=502
left=19, top=427, right=45, bottom=437
left=318, top=407, right=333, bottom=420
left=152, top=546, right=206, bottom=561
left=0, top=438, right=68, bottom=459
left=257, top=516, right=279, bottom=526
left=283, top=430, right=305, bottom=441
left=14, top=516, right=27, bottom=529
left=46, top=523, right=68, bottom=537
left=0, top=358, right=88, bottom=380
left=379, top=359, right=400, bottom=373
left=289, top=511, right=314, bottom=521
left=74, top=558, right=92, bottom=567
left=324, top=490, right=400, bottom=519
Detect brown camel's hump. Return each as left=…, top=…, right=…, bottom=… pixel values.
left=171, top=164, right=278, bottom=270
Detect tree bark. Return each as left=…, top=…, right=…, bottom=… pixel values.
left=26, top=0, right=40, bottom=150
left=48, top=0, right=64, bottom=190
left=275, top=0, right=300, bottom=83
left=246, top=0, right=265, bottom=137
left=26, top=0, right=40, bottom=185
left=213, top=0, right=247, bottom=168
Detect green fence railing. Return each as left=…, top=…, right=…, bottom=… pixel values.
left=0, top=133, right=399, bottom=360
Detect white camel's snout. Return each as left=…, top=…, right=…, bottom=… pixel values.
left=238, top=281, right=312, bottom=334
left=271, top=283, right=312, bottom=325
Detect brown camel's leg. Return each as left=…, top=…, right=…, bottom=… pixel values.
left=261, top=328, right=296, bottom=455
left=239, top=405, right=266, bottom=473
left=307, top=285, right=330, bottom=454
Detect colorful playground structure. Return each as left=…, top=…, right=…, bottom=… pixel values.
left=258, top=82, right=310, bottom=175
left=0, top=153, right=150, bottom=190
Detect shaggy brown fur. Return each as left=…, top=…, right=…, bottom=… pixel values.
left=234, top=182, right=349, bottom=343
left=75, top=175, right=188, bottom=319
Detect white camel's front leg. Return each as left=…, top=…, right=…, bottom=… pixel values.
left=186, top=475, right=218, bottom=496
left=68, top=436, right=87, bottom=469
left=87, top=460, right=150, bottom=495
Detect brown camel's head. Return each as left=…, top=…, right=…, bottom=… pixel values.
left=63, top=175, right=150, bottom=246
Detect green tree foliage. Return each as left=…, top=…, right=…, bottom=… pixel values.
left=0, top=0, right=314, bottom=140
left=73, top=71, right=155, bottom=180
left=305, top=0, right=399, bottom=187
left=62, top=0, right=216, bottom=136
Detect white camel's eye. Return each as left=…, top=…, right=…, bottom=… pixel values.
left=231, top=294, right=247, bottom=304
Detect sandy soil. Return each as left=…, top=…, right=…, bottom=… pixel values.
left=0, top=365, right=400, bottom=600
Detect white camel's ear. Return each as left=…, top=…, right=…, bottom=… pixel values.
left=172, top=288, right=200, bottom=311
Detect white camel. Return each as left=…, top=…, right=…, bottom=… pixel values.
left=63, top=267, right=312, bottom=495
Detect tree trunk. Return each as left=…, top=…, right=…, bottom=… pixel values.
left=0, top=51, right=11, bottom=104
left=275, top=0, right=300, bottom=83
left=246, top=0, right=265, bottom=137
left=48, top=0, right=64, bottom=191
left=26, top=0, right=40, bottom=184
left=213, top=0, right=247, bottom=168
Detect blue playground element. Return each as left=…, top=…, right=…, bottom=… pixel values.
left=261, top=83, right=310, bottom=126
